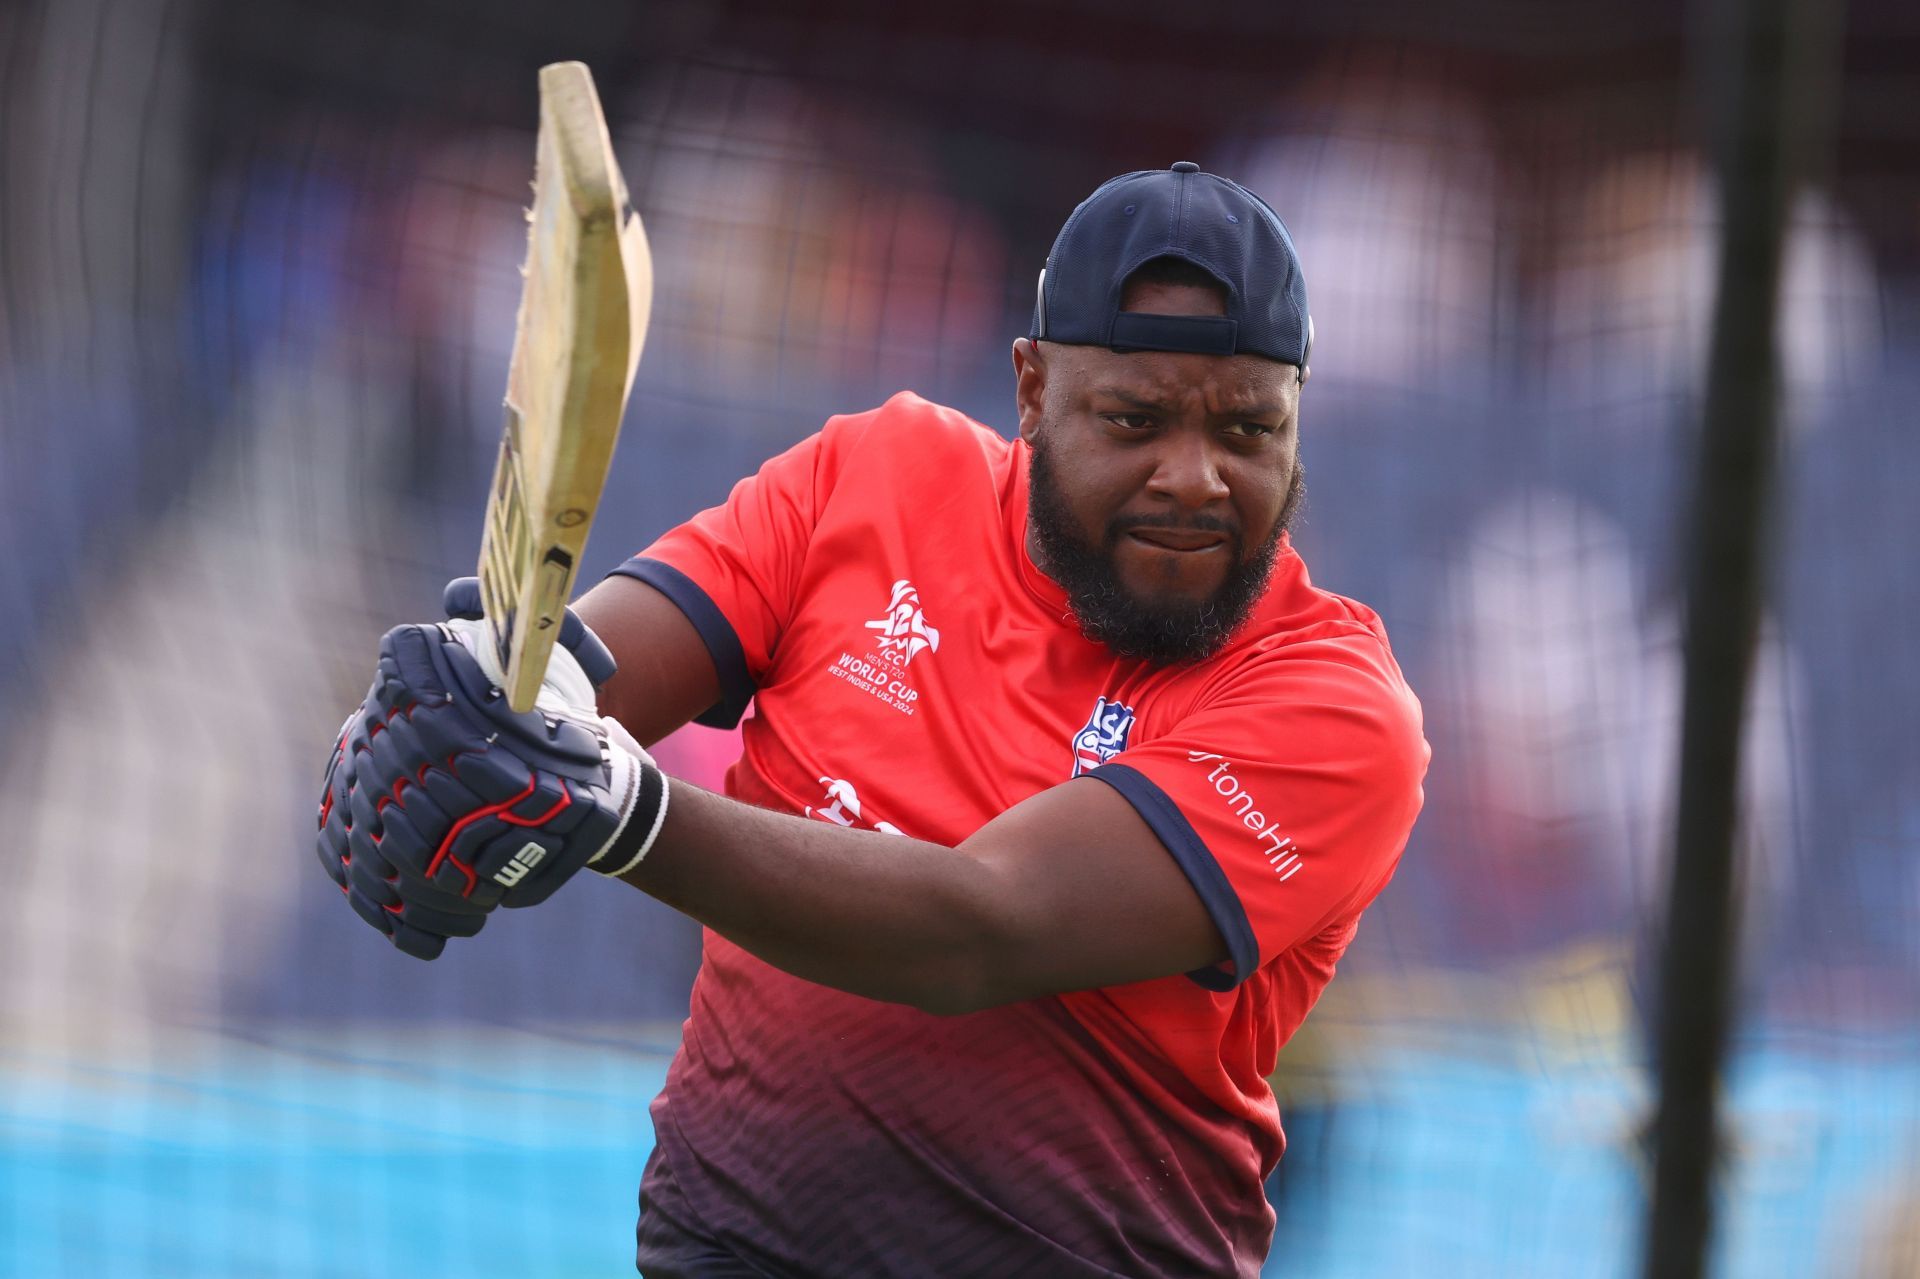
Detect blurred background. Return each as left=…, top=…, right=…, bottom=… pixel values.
left=2, top=0, right=1916, bottom=1275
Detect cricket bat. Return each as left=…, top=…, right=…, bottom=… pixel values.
left=478, top=61, right=652, bottom=713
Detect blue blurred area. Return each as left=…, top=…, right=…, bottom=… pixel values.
left=3, top=0, right=1918, bottom=1273
left=5, top=1028, right=1914, bottom=1277
left=2, top=1031, right=671, bottom=1278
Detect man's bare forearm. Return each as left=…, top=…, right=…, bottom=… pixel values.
left=611, top=782, right=1009, bottom=1014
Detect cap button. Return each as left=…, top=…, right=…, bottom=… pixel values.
left=1170, top=161, right=1200, bottom=174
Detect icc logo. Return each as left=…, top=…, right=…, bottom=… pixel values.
left=1071, top=696, right=1136, bottom=777
left=864, top=580, right=940, bottom=668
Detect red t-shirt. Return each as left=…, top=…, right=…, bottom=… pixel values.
left=616, top=392, right=1428, bottom=1278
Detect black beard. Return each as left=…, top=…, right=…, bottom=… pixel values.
left=1027, top=438, right=1302, bottom=666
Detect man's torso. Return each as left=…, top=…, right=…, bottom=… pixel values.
left=622, top=393, right=1425, bottom=1277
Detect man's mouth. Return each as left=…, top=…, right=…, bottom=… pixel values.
left=1125, top=528, right=1229, bottom=553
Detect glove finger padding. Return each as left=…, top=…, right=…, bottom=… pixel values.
left=316, top=716, right=354, bottom=890
left=389, top=924, right=449, bottom=962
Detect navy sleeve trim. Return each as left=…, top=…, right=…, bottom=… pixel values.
left=608, top=557, right=756, bottom=730
left=1088, top=763, right=1259, bottom=991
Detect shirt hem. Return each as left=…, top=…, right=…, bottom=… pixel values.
left=1087, top=763, right=1259, bottom=990
left=609, top=556, right=757, bottom=729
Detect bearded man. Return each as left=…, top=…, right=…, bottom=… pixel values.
left=316, top=163, right=1429, bottom=1278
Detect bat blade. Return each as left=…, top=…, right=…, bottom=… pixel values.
left=479, top=60, right=652, bottom=713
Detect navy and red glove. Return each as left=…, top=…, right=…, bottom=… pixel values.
left=314, top=579, right=669, bottom=959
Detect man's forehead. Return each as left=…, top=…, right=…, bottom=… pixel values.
left=1062, top=345, right=1297, bottom=412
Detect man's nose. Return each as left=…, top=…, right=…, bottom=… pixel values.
left=1144, top=431, right=1231, bottom=509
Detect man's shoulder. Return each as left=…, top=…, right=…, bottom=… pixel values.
left=1184, top=548, right=1422, bottom=741
left=1234, top=547, right=1397, bottom=655
left=820, top=391, right=1013, bottom=465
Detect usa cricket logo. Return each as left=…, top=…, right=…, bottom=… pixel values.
left=864, top=580, right=940, bottom=669
left=1071, top=696, right=1136, bottom=777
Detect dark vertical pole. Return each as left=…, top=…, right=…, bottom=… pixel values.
left=1642, top=0, right=1839, bottom=1275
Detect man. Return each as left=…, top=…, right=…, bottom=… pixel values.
left=316, top=163, right=1428, bottom=1277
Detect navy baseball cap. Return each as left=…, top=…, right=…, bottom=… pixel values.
left=1030, top=162, right=1312, bottom=374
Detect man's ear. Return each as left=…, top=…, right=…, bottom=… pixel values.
left=1011, top=338, right=1048, bottom=444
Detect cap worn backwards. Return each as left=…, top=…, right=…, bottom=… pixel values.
left=1031, top=162, right=1312, bottom=375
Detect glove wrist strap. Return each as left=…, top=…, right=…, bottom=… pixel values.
left=589, top=761, right=669, bottom=879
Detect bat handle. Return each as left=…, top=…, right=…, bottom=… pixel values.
left=443, top=576, right=617, bottom=687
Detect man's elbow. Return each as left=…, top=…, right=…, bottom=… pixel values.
left=903, top=910, right=1044, bottom=1017
left=896, top=850, right=1052, bottom=1017
left=908, top=987, right=992, bottom=1018
left=906, top=967, right=1023, bottom=1017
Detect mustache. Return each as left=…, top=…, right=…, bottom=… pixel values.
left=1107, top=513, right=1240, bottom=540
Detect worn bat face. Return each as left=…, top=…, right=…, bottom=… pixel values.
left=479, top=61, right=652, bottom=713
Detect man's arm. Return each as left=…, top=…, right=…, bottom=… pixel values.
left=574, top=571, right=1226, bottom=1011
left=612, top=771, right=1227, bottom=1016
left=349, top=570, right=1228, bottom=1000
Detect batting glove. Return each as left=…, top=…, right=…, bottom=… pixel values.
left=314, top=578, right=669, bottom=959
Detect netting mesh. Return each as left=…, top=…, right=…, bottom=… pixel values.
left=3, top=2, right=1917, bottom=1276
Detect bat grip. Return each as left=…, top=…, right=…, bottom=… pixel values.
left=441, top=576, right=618, bottom=688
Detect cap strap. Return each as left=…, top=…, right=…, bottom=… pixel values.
left=1108, top=313, right=1238, bottom=356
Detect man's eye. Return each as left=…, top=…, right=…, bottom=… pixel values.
left=1224, top=422, right=1276, bottom=438
left=1105, top=414, right=1154, bottom=431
